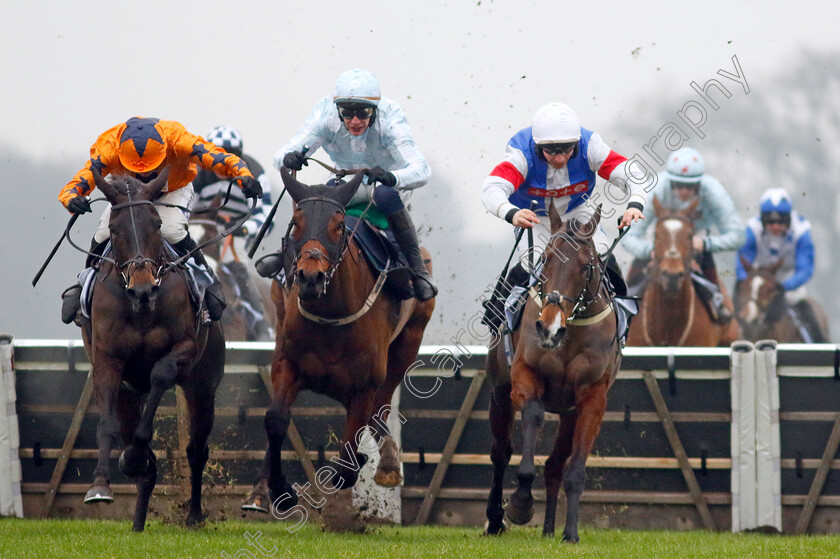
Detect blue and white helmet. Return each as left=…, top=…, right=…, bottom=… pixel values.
left=666, top=147, right=705, bottom=185
left=759, top=187, right=793, bottom=215
left=206, top=125, right=243, bottom=156
left=332, top=69, right=381, bottom=107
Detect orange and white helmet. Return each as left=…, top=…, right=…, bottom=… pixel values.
left=116, top=117, right=168, bottom=173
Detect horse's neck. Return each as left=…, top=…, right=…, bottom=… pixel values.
left=645, top=277, right=695, bottom=345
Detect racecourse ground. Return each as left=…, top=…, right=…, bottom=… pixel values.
left=1, top=519, right=839, bottom=558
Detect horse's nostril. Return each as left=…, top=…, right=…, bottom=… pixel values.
left=316, top=271, right=326, bottom=284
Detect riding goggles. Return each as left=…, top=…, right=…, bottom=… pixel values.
left=338, top=105, right=376, bottom=120
left=539, top=142, right=577, bottom=156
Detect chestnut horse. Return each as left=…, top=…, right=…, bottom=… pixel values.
left=243, top=169, right=435, bottom=513
left=626, top=197, right=741, bottom=347
left=734, top=257, right=829, bottom=343
left=189, top=201, right=276, bottom=341
left=484, top=204, right=621, bottom=542
left=80, top=170, right=225, bottom=532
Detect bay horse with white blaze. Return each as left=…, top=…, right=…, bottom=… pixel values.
left=626, top=196, right=741, bottom=347
left=80, top=170, right=225, bottom=532
left=243, top=168, right=434, bottom=513
left=485, top=203, right=621, bottom=542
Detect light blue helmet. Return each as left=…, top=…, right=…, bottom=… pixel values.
left=332, top=69, right=381, bottom=107
left=666, top=147, right=705, bottom=184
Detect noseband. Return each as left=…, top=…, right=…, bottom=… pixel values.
left=284, top=196, right=350, bottom=293
left=108, top=196, right=166, bottom=289
left=534, top=244, right=605, bottom=322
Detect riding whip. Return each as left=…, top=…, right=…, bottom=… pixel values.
left=247, top=145, right=309, bottom=259
left=32, top=208, right=84, bottom=287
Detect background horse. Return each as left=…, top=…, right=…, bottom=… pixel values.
left=735, top=257, right=830, bottom=342
left=626, top=197, right=741, bottom=347
left=243, top=169, right=435, bottom=514
left=80, top=170, right=225, bottom=532
left=189, top=196, right=276, bottom=341
left=484, top=204, right=621, bottom=542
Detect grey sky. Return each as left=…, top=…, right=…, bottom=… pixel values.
left=2, top=1, right=839, bottom=342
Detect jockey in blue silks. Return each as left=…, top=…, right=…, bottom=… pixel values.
left=736, top=187, right=824, bottom=341
left=480, top=103, right=647, bottom=333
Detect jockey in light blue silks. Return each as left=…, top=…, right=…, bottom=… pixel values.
left=271, top=69, right=436, bottom=302
left=480, top=102, right=647, bottom=333
left=735, top=187, right=824, bottom=341
left=622, top=147, right=745, bottom=324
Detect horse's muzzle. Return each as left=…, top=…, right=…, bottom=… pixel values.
left=126, top=284, right=160, bottom=313
left=297, top=269, right=326, bottom=301
left=536, top=317, right=566, bottom=349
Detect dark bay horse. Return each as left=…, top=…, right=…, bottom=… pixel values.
left=243, top=168, right=435, bottom=513
left=80, top=170, right=225, bottom=532
left=484, top=203, right=621, bottom=542
left=734, top=257, right=829, bottom=342
left=626, top=196, right=741, bottom=347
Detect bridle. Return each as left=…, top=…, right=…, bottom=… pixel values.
left=283, top=195, right=350, bottom=295
left=530, top=241, right=610, bottom=323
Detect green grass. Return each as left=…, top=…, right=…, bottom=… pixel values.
left=1, top=519, right=839, bottom=559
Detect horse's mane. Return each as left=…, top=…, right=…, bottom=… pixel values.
left=308, top=185, right=337, bottom=199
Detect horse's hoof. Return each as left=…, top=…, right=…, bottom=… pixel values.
left=483, top=519, right=509, bottom=536
left=241, top=491, right=271, bottom=514
left=119, top=449, right=149, bottom=478
left=373, top=468, right=403, bottom=487
left=185, top=511, right=206, bottom=527
left=84, top=485, right=114, bottom=504
left=505, top=495, right=534, bottom=525
left=561, top=532, right=580, bottom=544
left=334, top=467, right=360, bottom=489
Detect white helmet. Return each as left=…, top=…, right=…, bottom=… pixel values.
left=666, top=147, right=705, bottom=183
left=531, top=103, right=581, bottom=145
left=332, top=69, right=381, bottom=107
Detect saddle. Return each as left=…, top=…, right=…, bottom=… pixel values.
left=344, top=215, right=414, bottom=300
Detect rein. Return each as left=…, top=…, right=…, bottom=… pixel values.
left=532, top=244, right=611, bottom=324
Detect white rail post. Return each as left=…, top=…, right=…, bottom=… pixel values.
left=754, top=339, right=782, bottom=532
left=0, top=334, right=23, bottom=517
left=731, top=341, right=756, bottom=531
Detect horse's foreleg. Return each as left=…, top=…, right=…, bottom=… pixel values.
left=184, top=394, right=215, bottom=526
left=131, top=449, right=157, bottom=532
left=485, top=384, right=514, bottom=536
left=507, top=360, right=544, bottom=526
left=243, top=358, right=301, bottom=514
left=333, top=390, right=375, bottom=490
left=543, top=416, right=575, bottom=538
left=562, top=381, right=608, bottom=543
left=121, top=349, right=188, bottom=479
left=85, top=358, right=124, bottom=504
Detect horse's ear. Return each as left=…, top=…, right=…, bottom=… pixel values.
left=91, top=169, right=120, bottom=202
left=739, top=253, right=753, bottom=274
left=768, top=257, right=784, bottom=275
left=548, top=199, right=562, bottom=232
left=280, top=167, right=311, bottom=203
left=591, top=204, right=602, bottom=230
left=143, top=166, right=170, bottom=200
left=684, top=197, right=701, bottom=220
left=332, top=171, right=365, bottom=208
left=652, top=195, right=664, bottom=217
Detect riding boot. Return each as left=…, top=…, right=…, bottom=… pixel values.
left=691, top=271, right=733, bottom=325
left=793, top=300, right=826, bottom=343
left=604, top=254, right=628, bottom=298
left=61, top=237, right=108, bottom=325
left=626, top=258, right=650, bottom=298
left=171, top=236, right=227, bottom=322
left=387, top=208, right=438, bottom=302
left=482, top=262, right=529, bottom=334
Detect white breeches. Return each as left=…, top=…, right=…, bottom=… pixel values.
left=94, top=184, right=194, bottom=244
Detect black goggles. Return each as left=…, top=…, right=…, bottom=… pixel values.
left=671, top=180, right=700, bottom=191
left=539, top=142, right=577, bottom=156
left=338, top=106, right=375, bottom=120
left=762, top=213, right=791, bottom=226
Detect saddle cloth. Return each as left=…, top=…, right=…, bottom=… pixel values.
left=344, top=215, right=414, bottom=300
left=79, top=242, right=213, bottom=318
